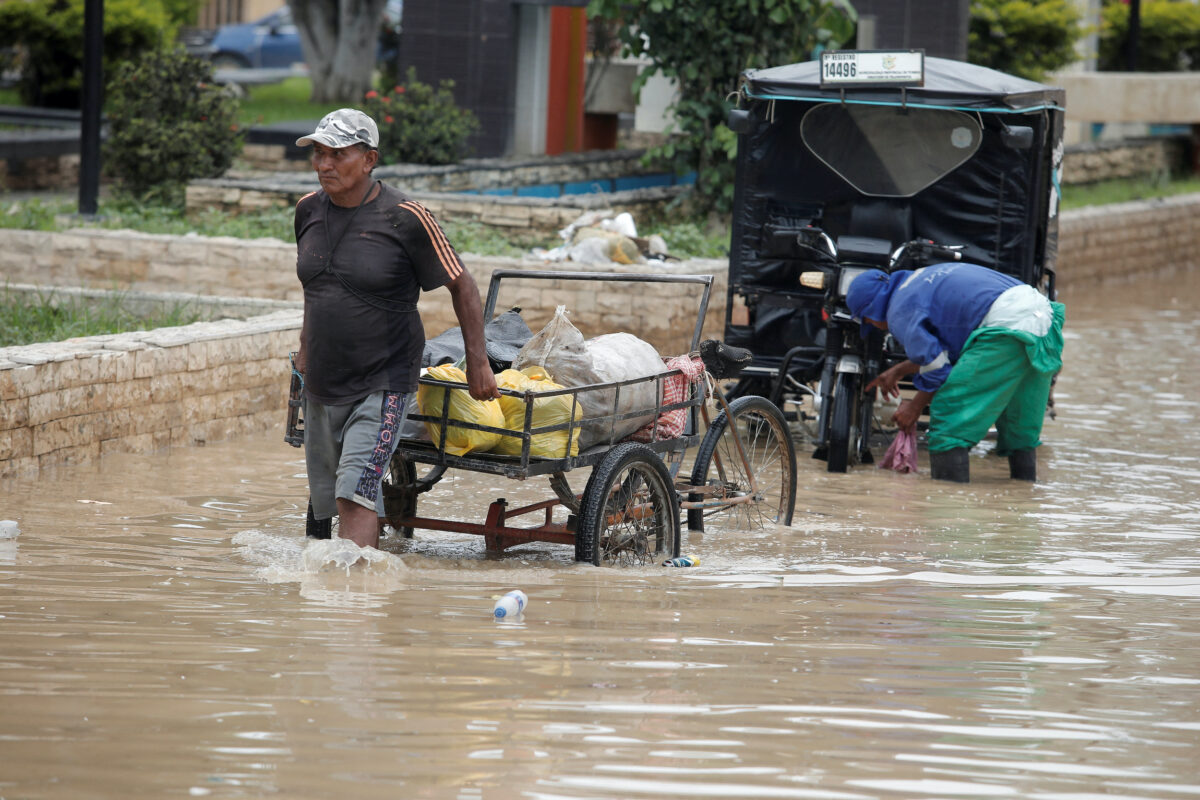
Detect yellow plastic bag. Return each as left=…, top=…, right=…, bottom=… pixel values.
left=417, top=364, right=504, bottom=456
left=492, top=367, right=582, bottom=458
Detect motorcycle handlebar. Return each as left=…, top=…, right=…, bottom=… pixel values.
left=926, top=245, right=962, bottom=262
left=890, top=239, right=963, bottom=268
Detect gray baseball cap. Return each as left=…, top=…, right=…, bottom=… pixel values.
left=296, top=108, right=379, bottom=149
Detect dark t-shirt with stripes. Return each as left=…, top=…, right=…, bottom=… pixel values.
left=295, top=181, right=464, bottom=404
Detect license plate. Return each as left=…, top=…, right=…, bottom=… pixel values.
left=820, top=50, right=925, bottom=88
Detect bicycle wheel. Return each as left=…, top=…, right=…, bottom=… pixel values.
left=827, top=372, right=859, bottom=473
left=687, top=395, right=797, bottom=532
left=575, top=442, right=680, bottom=567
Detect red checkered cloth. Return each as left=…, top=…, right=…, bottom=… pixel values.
left=628, top=354, right=705, bottom=442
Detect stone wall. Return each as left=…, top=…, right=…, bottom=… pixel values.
left=233, top=148, right=652, bottom=192
left=0, top=229, right=305, bottom=301
left=1055, top=193, right=1200, bottom=285
left=2, top=193, right=1197, bottom=476
left=0, top=311, right=299, bottom=478
left=184, top=181, right=686, bottom=236
left=0, top=228, right=725, bottom=351
left=1061, top=137, right=1190, bottom=185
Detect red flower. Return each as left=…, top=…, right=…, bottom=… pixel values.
left=365, top=90, right=379, bottom=99
left=394, top=86, right=405, bottom=94
left=382, top=95, right=390, bottom=103
left=384, top=115, right=394, bottom=124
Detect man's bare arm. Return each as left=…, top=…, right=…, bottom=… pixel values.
left=446, top=271, right=500, bottom=401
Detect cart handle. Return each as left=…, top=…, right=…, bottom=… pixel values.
left=482, top=269, right=714, bottom=355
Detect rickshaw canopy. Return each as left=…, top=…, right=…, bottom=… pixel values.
left=724, top=55, right=1066, bottom=362
left=740, top=57, right=1065, bottom=112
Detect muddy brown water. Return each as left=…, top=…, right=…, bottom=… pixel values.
left=2, top=270, right=1198, bottom=799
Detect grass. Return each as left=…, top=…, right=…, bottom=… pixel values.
left=235, top=77, right=330, bottom=127
left=0, top=287, right=201, bottom=348
left=1059, top=174, right=1200, bottom=210
left=0, top=195, right=298, bottom=241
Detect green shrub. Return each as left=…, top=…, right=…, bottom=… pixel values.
left=1098, top=0, right=1200, bottom=71
left=361, top=68, right=480, bottom=165
left=968, top=0, right=1084, bottom=81
left=103, top=46, right=244, bottom=206
left=588, top=0, right=856, bottom=215
left=0, top=0, right=169, bottom=108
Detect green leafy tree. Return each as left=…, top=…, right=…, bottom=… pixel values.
left=103, top=47, right=244, bottom=206
left=362, top=68, right=481, bottom=165
left=160, top=0, right=206, bottom=28
left=968, top=0, right=1084, bottom=81
left=1098, top=0, right=1200, bottom=71
left=586, top=0, right=856, bottom=214
left=0, top=0, right=170, bottom=108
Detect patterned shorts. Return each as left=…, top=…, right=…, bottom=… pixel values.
left=303, top=391, right=409, bottom=520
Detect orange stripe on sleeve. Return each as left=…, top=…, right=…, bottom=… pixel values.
left=399, top=201, right=463, bottom=279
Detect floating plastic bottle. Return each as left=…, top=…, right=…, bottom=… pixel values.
left=492, top=590, right=528, bottom=619
left=662, top=556, right=699, bottom=567
left=0, top=520, right=19, bottom=539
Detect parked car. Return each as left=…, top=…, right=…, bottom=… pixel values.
left=207, top=1, right=402, bottom=71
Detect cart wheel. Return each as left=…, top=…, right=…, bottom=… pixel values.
left=306, top=498, right=332, bottom=539
left=827, top=372, right=860, bottom=473
left=575, top=442, right=680, bottom=567
left=687, top=395, right=797, bottom=532
left=381, top=452, right=446, bottom=538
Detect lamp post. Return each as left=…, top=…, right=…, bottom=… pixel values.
left=79, top=0, right=103, bottom=217
left=1126, top=0, right=1141, bottom=71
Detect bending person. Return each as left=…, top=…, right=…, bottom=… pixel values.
left=293, top=109, right=499, bottom=548
left=846, top=263, right=1064, bottom=483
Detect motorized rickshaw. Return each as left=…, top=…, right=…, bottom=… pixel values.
left=721, top=51, right=1066, bottom=471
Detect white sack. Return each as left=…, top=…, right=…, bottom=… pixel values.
left=514, top=308, right=665, bottom=449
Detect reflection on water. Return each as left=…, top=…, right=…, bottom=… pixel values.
left=1, top=271, right=1198, bottom=799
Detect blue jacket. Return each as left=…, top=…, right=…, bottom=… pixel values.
left=885, top=263, right=1022, bottom=392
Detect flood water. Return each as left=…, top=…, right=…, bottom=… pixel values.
left=2, top=270, right=1198, bottom=800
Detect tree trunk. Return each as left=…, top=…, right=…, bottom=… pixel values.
left=288, top=0, right=390, bottom=104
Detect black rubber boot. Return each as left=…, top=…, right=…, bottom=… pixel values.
left=306, top=499, right=332, bottom=539
left=1008, top=449, right=1037, bottom=482
left=930, top=447, right=970, bottom=483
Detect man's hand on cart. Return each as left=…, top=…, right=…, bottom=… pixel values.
left=466, top=364, right=501, bottom=402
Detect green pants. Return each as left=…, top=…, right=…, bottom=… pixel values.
left=928, top=303, right=1065, bottom=455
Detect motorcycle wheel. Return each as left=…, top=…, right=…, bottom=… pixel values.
left=827, top=372, right=860, bottom=474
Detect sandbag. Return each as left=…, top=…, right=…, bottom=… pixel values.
left=513, top=306, right=665, bottom=449
left=416, top=364, right=504, bottom=456
left=492, top=366, right=582, bottom=458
